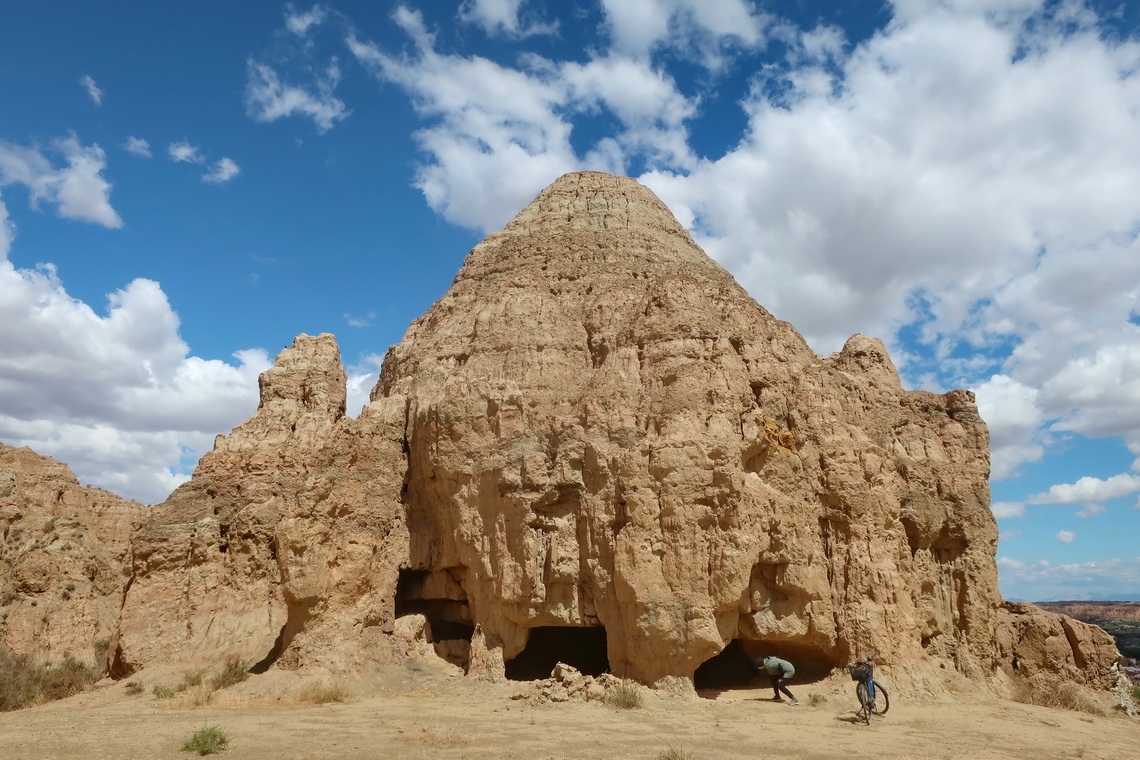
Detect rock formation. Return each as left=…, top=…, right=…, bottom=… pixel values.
left=0, top=444, right=145, bottom=666
left=5, top=172, right=1121, bottom=692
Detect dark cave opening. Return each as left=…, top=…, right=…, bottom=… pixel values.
left=693, top=639, right=758, bottom=690
left=395, top=568, right=474, bottom=667
left=504, top=626, right=609, bottom=681
left=695, top=638, right=841, bottom=694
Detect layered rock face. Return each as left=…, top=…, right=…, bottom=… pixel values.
left=117, top=336, right=407, bottom=673
left=106, top=171, right=1118, bottom=688
left=375, top=171, right=999, bottom=683
left=0, top=444, right=145, bottom=666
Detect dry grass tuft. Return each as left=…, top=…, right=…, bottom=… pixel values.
left=659, top=748, right=695, bottom=760
left=399, top=722, right=470, bottom=748
left=808, top=693, right=826, bottom=706
left=0, top=646, right=99, bottom=711
left=603, top=679, right=644, bottom=710
left=295, top=681, right=351, bottom=705
left=209, top=657, right=249, bottom=691
left=1011, top=679, right=1107, bottom=717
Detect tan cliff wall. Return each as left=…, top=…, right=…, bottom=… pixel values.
left=0, top=444, right=146, bottom=666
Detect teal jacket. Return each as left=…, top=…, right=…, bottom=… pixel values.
left=756, top=656, right=795, bottom=679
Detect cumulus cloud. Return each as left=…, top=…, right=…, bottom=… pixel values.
left=245, top=59, right=349, bottom=133
left=997, top=556, right=1140, bottom=601
left=0, top=258, right=270, bottom=503
left=348, top=6, right=701, bottom=231
left=345, top=353, right=384, bottom=418
left=0, top=136, right=122, bottom=228
left=168, top=141, right=204, bottom=163
left=599, top=0, right=768, bottom=66
left=459, top=0, right=557, bottom=38
left=1055, top=530, right=1077, bottom=544
left=203, top=157, right=241, bottom=184
left=1028, top=473, right=1140, bottom=505
left=974, top=374, right=1045, bottom=479
left=990, top=501, right=1026, bottom=519
left=123, top=136, right=151, bottom=157
left=79, top=74, right=102, bottom=105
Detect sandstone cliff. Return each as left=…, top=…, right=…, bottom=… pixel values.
left=0, top=444, right=145, bottom=667
left=27, top=170, right=1111, bottom=693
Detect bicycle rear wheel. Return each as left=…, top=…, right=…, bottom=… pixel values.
left=855, top=681, right=873, bottom=724
left=870, top=681, right=889, bottom=715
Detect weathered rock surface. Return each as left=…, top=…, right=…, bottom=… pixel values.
left=994, top=602, right=1122, bottom=690
left=43, top=170, right=1117, bottom=690
left=0, top=444, right=145, bottom=666
left=116, top=335, right=407, bottom=673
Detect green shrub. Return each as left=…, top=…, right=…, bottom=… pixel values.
left=182, top=725, right=229, bottom=755
left=603, top=679, right=643, bottom=710
left=153, top=685, right=176, bottom=699
left=209, top=657, right=248, bottom=691
left=1133, top=686, right=1140, bottom=702
left=124, top=681, right=144, bottom=696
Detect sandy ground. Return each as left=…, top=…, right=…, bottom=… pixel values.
left=3, top=660, right=1138, bottom=760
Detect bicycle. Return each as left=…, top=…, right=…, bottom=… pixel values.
left=847, top=654, right=889, bottom=725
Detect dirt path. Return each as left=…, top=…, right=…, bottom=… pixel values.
left=3, top=665, right=1137, bottom=760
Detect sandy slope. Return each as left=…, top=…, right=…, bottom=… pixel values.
left=3, top=662, right=1138, bottom=760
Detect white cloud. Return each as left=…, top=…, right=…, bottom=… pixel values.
left=997, top=556, right=1140, bottom=601
left=79, top=74, right=102, bottom=105
left=344, top=311, right=375, bottom=328
left=348, top=7, right=702, bottom=231
left=203, top=157, right=241, bottom=184
left=999, top=529, right=1021, bottom=540
left=345, top=353, right=383, bottom=418
left=285, top=3, right=327, bottom=36
left=0, top=200, right=14, bottom=259
left=1028, top=473, right=1140, bottom=505
left=245, top=59, right=349, bottom=133
left=459, top=0, right=557, bottom=38
left=123, top=136, right=151, bottom=157
left=1055, top=530, right=1077, bottom=544
left=168, top=141, right=204, bottom=163
left=973, top=374, right=1045, bottom=479
left=0, top=137, right=122, bottom=229
left=0, top=258, right=270, bottom=503
left=990, top=501, right=1026, bottom=519
left=599, top=0, right=768, bottom=65
left=1075, top=503, right=1106, bottom=518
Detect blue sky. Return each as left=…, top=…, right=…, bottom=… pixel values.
left=2, top=0, right=1138, bottom=602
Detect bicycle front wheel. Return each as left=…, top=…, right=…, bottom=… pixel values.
left=855, top=681, right=873, bottom=724
left=870, top=681, right=889, bottom=715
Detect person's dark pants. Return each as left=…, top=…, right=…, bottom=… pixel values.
left=770, top=675, right=795, bottom=700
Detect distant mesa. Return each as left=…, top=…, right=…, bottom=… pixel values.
left=0, top=172, right=1123, bottom=702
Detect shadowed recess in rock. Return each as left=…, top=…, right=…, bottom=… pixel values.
left=504, top=626, right=609, bottom=681
left=693, top=639, right=757, bottom=690
left=395, top=568, right=474, bottom=642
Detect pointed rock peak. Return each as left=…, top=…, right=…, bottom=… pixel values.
left=505, top=171, right=688, bottom=236
left=257, top=333, right=346, bottom=418
left=457, top=171, right=734, bottom=287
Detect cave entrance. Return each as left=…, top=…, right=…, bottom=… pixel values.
left=395, top=568, right=474, bottom=667
left=695, top=638, right=840, bottom=695
left=504, top=626, right=609, bottom=681
left=694, top=639, right=757, bottom=691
